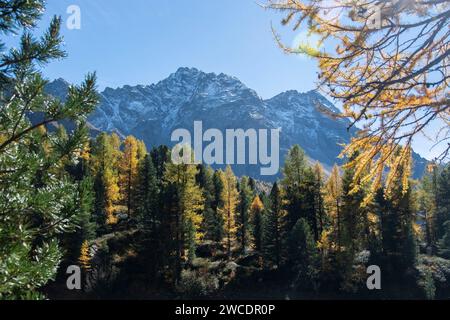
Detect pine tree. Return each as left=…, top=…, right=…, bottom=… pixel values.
left=282, top=145, right=308, bottom=232
left=375, top=162, right=417, bottom=279
left=313, top=163, right=326, bottom=237
left=438, top=221, right=450, bottom=259
left=325, top=165, right=343, bottom=250
left=250, top=195, right=265, bottom=252
left=288, top=218, right=319, bottom=290
left=196, top=165, right=221, bottom=242
left=237, top=176, right=253, bottom=253
left=301, top=167, right=320, bottom=241
left=151, top=145, right=170, bottom=181
left=135, top=154, right=161, bottom=278
left=62, top=176, right=96, bottom=264
left=218, top=166, right=239, bottom=258
left=417, top=173, right=437, bottom=251
left=341, top=161, right=368, bottom=254
left=435, top=166, right=450, bottom=241
left=211, top=169, right=225, bottom=242
left=263, top=182, right=286, bottom=267
left=0, top=1, right=98, bottom=299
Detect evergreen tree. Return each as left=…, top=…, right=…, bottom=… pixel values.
left=237, top=176, right=253, bottom=253
left=263, top=182, right=286, bottom=267
left=196, top=165, right=217, bottom=242
left=301, top=167, right=320, bottom=241
left=325, top=165, right=343, bottom=250
left=435, top=166, right=450, bottom=241
left=341, top=161, right=368, bottom=254
left=417, top=173, right=437, bottom=251
left=375, top=163, right=417, bottom=279
left=248, top=177, right=257, bottom=192
left=218, top=166, right=239, bottom=258
left=151, top=145, right=170, bottom=181
left=282, top=145, right=308, bottom=232
left=438, top=221, right=450, bottom=259
left=313, top=163, right=326, bottom=237
left=210, top=169, right=225, bottom=242
left=288, top=218, right=319, bottom=290
left=135, top=154, right=162, bottom=278
left=0, top=1, right=98, bottom=299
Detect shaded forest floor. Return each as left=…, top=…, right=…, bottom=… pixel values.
left=44, top=229, right=450, bottom=300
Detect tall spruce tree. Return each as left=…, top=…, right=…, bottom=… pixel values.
left=375, top=163, right=417, bottom=279
left=435, top=166, right=450, bottom=241
left=264, top=182, right=285, bottom=267
left=282, top=145, right=308, bottom=232
left=325, top=165, right=343, bottom=250
left=288, top=218, right=320, bottom=290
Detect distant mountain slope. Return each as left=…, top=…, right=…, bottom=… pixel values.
left=45, top=67, right=427, bottom=180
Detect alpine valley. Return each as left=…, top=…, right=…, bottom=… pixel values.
left=45, top=67, right=427, bottom=180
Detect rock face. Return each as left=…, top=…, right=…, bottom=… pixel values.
left=45, top=67, right=427, bottom=180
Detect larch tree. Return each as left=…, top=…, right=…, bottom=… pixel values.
left=0, top=0, right=98, bottom=299
left=250, top=195, right=265, bottom=252
left=78, top=240, right=91, bottom=271
left=119, top=136, right=139, bottom=216
left=90, top=133, right=121, bottom=227
left=266, top=0, right=450, bottom=201
left=218, top=166, right=239, bottom=258
left=164, top=148, right=204, bottom=263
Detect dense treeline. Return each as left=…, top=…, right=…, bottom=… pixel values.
left=1, top=0, right=450, bottom=300
left=60, top=133, right=450, bottom=299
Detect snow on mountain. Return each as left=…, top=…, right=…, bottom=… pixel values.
left=45, top=67, right=427, bottom=180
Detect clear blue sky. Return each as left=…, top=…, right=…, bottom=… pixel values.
left=33, top=0, right=318, bottom=99
left=6, top=0, right=442, bottom=160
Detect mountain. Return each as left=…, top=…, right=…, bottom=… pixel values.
left=45, top=67, right=427, bottom=180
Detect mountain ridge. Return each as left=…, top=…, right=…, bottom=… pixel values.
left=45, top=67, right=427, bottom=180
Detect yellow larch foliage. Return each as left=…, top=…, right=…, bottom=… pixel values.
left=79, top=240, right=91, bottom=271
left=218, top=166, right=239, bottom=256
left=250, top=195, right=264, bottom=214
left=119, top=136, right=139, bottom=215
left=164, top=146, right=204, bottom=242
left=267, top=0, right=449, bottom=203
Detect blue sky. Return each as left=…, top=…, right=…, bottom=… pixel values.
left=31, top=0, right=318, bottom=98
left=5, top=0, right=443, bottom=160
